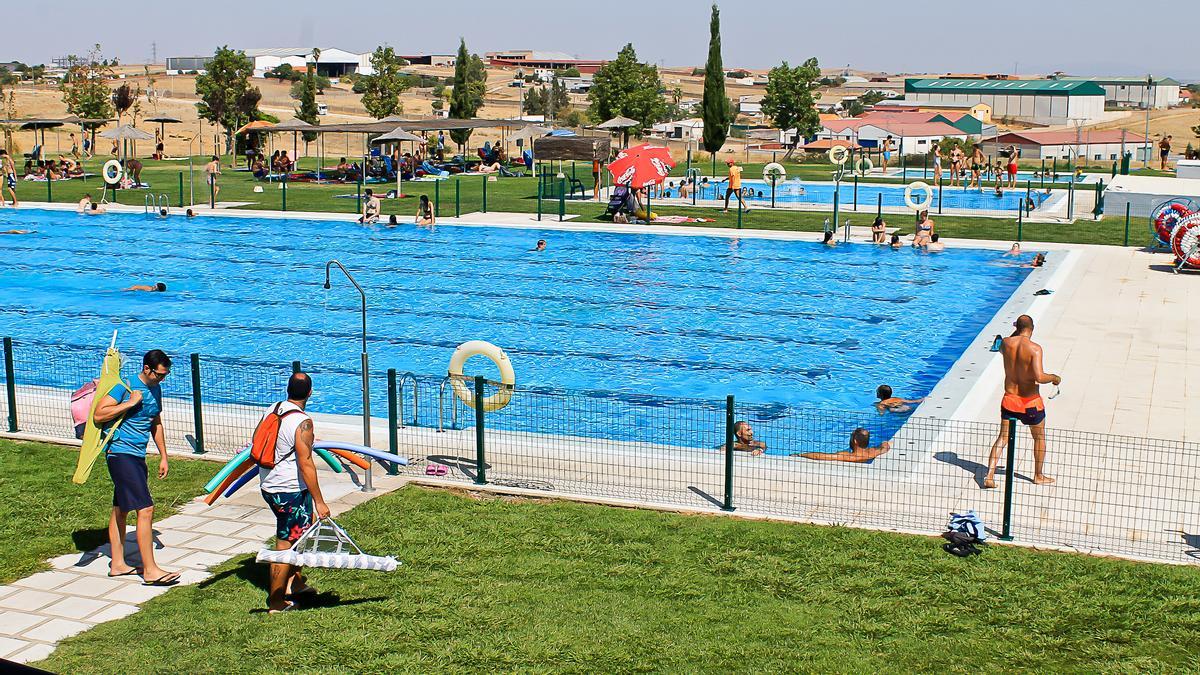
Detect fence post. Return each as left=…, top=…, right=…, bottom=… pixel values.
left=559, top=177, right=566, bottom=222
left=434, top=179, right=441, bottom=218
left=189, top=353, right=205, bottom=454
left=3, top=338, right=16, bottom=433
left=1000, top=417, right=1017, bottom=541
left=356, top=172, right=362, bottom=214
left=1067, top=180, right=1075, bottom=219
left=47, top=175, right=52, bottom=203
left=178, top=172, right=184, bottom=208
left=1124, top=202, right=1131, bottom=246
left=1017, top=206, right=1023, bottom=242
left=938, top=184, right=943, bottom=215
left=386, top=368, right=399, bottom=475
left=737, top=199, right=743, bottom=229
left=281, top=176, right=287, bottom=211
left=537, top=177, right=543, bottom=221
left=853, top=174, right=858, bottom=211
left=832, top=189, right=840, bottom=232
left=876, top=192, right=882, bottom=219
left=482, top=174, right=488, bottom=213
left=723, top=395, right=735, bottom=512
left=455, top=177, right=461, bottom=218
left=473, top=375, right=486, bottom=485
left=292, top=360, right=301, bottom=374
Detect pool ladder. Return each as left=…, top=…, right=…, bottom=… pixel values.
left=394, top=371, right=420, bottom=427
left=143, top=193, right=170, bottom=214
left=437, top=374, right=466, bottom=432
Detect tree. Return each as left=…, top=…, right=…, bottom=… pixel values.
left=295, top=55, right=321, bottom=145
left=561, top=67, right=582, bottom=78
left=60, top=45, right=115, bottom=152
left=587, top=43, right=668, bottom=145
left=448, top=39, right=487, bottom=147
left=112, top=82, right=135, bottom=124
left=547, top=77, right=570, bottom=121
left=0, top=89, right=19, bottom=155
left=265, top=64, right=301, bottom=82
left=0, top=68, right=16, bottom=86
left=701, top=4, right=731, bottom=154
left=846, top=99, right=865, bottom=117
left=358, top=46, right=411, bottom=119
left=523, top=86, right=547, bottom=115
left=560, top=109, right=587, bottom=128
left=761, top=57, right=821, bottom=159
left=195, top=46, right=261, bottom=156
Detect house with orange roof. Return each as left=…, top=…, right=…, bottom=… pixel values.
left=986, top=129, right=1149, bottom=161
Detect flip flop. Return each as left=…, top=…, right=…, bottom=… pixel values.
left=107, top=568, right=142, bottom=578
left=142, top=572, right=181, bottom=587
left=287, top=584, right=318, bottom=597
left=268, top=602, right=296, bottom=614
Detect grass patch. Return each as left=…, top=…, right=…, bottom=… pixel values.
left=17, top=155, right=1138, bottom=247
left=0, top=439, right=216, bottom=584
left=39, top=485, right=1200, bottom=672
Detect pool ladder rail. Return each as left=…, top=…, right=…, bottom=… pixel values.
left=143, top=193, right=171, bottom=214
left=437, top=374, right=467, bottom=432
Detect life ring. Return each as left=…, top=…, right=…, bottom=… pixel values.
left=854, top=157, right=874, bottom=176
left=448, top=340, right=515, bottom=412
left=1170, top=214, right=1200, bottom=267
left=102, top=160, right=123, bottom=186
left=762, top=162, right=786, bottom=185
left=827, top=146, right=849, bottom=166
left=904, top=181, right=934, bottom=211
left=1153, top=202, right=1192, bottom=245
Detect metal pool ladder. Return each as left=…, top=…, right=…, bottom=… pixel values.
left=395, top=371, right=419, bottom=426
left=143, top=194, right=171, bottom=214
left=437, top=375, right=465, bottom=432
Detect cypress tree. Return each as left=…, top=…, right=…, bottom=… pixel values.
left=701, top=4, right=730, bottom=154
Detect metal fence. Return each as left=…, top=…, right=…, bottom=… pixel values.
left=3, top=336, right=1198, bottom=566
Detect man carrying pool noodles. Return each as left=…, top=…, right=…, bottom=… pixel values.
left=258, top=371, right=331, bottom=613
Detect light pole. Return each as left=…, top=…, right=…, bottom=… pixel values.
left=1144, top=74, right=1153, bottom=168
left=323, top=260, right=374, bottom=492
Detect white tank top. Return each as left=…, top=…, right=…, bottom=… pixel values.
left=257, top=401, right=311, bottom=494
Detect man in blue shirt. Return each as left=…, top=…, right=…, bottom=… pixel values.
left=93, top=349, right=180, bottom=586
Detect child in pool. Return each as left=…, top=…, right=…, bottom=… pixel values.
left=875, top=384, right=923, bottom=413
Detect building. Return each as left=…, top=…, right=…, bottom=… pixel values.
left=242, top=48, right=374, bottom=78
left=904, top=78, right=1106, bottom=125
left=985, top=129, right=1149, bottom=161
left=738, top=95, right=763, bottom=117
left=486, top=50, right=605, bottom=74
left=813, top=118, right=968, bottom=154
left=560, top=75, right=593, bottom=93
left=1056, top=76, right=1181, bottom=109
left=651, top=118, right=704, bottom=142
left=397, top=54, right=457, bottom=67
left=874, top=99, right=993, bottom=123
left=166, top=56, right=212, bottom=74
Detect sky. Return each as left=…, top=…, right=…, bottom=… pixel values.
left=4, top=0, right=1197, bottom=80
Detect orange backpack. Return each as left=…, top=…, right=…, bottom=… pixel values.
left=250, top=403, right=304, bottom=469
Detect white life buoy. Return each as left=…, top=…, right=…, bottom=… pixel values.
left=762, top=162, right=786, bottom=185
left=448, top=340, right=515, bottom=412
left=827, top=146, right=849, bottom=166
left=854, top=157, right=874, bottom=176
left=904, top=181, right=934, bottom=211
left=102, top=160, right=123, bottom=186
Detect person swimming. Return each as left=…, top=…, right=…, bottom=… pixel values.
left=532, top=239, right=547, bottom=252
left=799, top=427, right=891, bottom=463
left=823, top=230, right=837, bottom=247
left=185, top=208, right=195, bottom=218
left=1004, top=243, right=1022, bottom=256
left=1025, top=253, right=1046, bottom=268
left=889, top=233, right=902, bottom=249
left=125, top=282, right=167, bottom=292
left=158, top=208, right=169, bottom=218
left=875, top=384, right=924, bottom=413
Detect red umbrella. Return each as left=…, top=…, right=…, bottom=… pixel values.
left=607, top=143, right=676, bottom=188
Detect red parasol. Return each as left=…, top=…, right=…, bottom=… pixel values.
left=606, top=143, right=676, bottom=189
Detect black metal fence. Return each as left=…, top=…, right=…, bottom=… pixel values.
left=3, top=336, right=1198, bottom=566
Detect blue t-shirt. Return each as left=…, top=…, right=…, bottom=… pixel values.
left=106, top=376, right=163, bottom=457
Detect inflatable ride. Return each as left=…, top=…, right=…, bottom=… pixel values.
left=1170, top=212, right=1200, bottom=273
left=1150, top=198, right=1200, bottom=249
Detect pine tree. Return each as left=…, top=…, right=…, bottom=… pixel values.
left=448, top=39, right=487, bottom=148
left=295, top=51, right=321, bottom=144
left=701, top=4, right=730, bottom=154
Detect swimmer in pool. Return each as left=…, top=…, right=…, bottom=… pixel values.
left=1, top=229, right=31, bottom=235
left=800, top=427, right=891, bottom=463
left=125, top=282, right=167, bottom=292
left=1004, top=243, right=1021, bottom=256
left=875, top=385, right=924, bottom=413
left=185, top=208, right=195, bottom=218
left=84, top=202, right=106, bottom=215
left=889, top=233, right=902, bottom=249
left=924, top=233, right=945, bottom=252
left=731, top=420, right=766, bottom=456
left=158, top=208, right=169, bottom=219
left=532, top=239, right=547, bottom=252
left=823, top=230, right=837, bottom=247
left=1024, top=253, right=1046, bottom=268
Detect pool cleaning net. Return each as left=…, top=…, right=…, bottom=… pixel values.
left=256, top=518, right=400, bottom=572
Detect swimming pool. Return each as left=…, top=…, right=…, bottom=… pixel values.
left=0, top=208, right=1033, bottom=454
left=683, top=179, right=1052, bottom=212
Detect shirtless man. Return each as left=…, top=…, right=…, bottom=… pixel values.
left=983, top=314, right=1060, bottom=488
left=800, top=427, right=890, bottom=463
left=204, top=155, right=221, bottom=204
left=731, top=420, right=766, bottom=456
left=0, top=150, right=18, bottom=207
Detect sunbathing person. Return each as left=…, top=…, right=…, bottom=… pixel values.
left=125, top=282, right=167, bottom=292
left=800, top=428, right=891, bottom=463
left=875, top=385, right=923, bottom=413
left=479, top=161, right=501, bottom=174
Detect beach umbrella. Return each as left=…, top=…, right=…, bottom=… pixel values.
left=234, top=120, right=274, bottom=136
left=507, top=125, right=552, bottom=144
left=597, top=115, right=639, bottom=148
left=606, top=143, right=675, bottom=188
left=18, top=119, right=64, bottom=157
left=371, top=126, right=424, bottom=198
left=145, top=115, right=181, bottom=150
left=98, top=124, right=154, bottom=141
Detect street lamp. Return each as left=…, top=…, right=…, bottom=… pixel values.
left=1144, top=74, right=1153, bottom=168
left=323, top=260, right=374, bottom=492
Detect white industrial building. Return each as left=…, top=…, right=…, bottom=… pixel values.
left=904, top=78, right=1106, bottom=125
left=813, top=119, right=967, bottom=153
left=985, top=129, right=1149, bottom=162
left=651, top=118, right=704, bottom=142
left=243, top=48, right=374, bottom=78
left=1057, top=76, right=1181, bottom=109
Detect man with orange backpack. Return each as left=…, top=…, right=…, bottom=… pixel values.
left=256, top=371, right=331, bottom=613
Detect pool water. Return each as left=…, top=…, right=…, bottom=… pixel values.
left=682, top=179, right=1051, bottom=212
left=0, top=208, right=1033, bottom=454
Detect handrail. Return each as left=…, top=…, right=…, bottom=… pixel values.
left=396, top=371, right=419, bottom=426
left=143, top=194, right=154, bottom=213
left=437, top=375, right=460, bottom=432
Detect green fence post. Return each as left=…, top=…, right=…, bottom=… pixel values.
left=3, top=337, right=16, bottom=433
left=723, top=395, right=735, bottom=512
left=1094, top=179, right=1105, bottom=218
left=482, top=174, right=488, bottom=213
left=473, top=375, right=486, bottom=485
left=737, top=199, right=743, bottom=229
left=1067, top=181, right=1075, bottom=220
left=1000, top=417, right=1017, bottom=541
left=46, top=174, right=52, bottom=203
left=189, top=353, right=205, bottom=454
left=434, top=180, right=440, bottom=218
left=1017, top=206, right=1023, bottom=242
left=1124, top=202, right=1131, bottom=246
left=281, top=176, right=287, bottom=212
left=938, top=184, right=943, bottom=215
left=209, top=178, right=214, bottom=209
left=386, top=368, right=399, bottom=475
left=537, top=177, right=543, bottom=221
left=832, top=189, right=840, bottom=232
left=923, top=152, right=928, bottom=180
left=356, top=172, right=362, bottom=214
left=559, top=177, right=566, bottom=222
left=178, top=172, right=184, bottom=208
left=1040, top=159, right=1046, bottom=189
left=853, top=174, right=858, bottom=211
left=455, top=177, right=461, bottom=217
left=711, top=153, right=716, bottom=180
left=901, top=152, right=907, bottom=178
left=1051, top=157, right=1057, bottom=180
left=876, top=193, right=882, bottom=219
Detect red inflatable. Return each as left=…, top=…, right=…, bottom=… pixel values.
left=1155, top=203, right=1191, bottom=245
left=1170, top=215, right=1200, bottom=268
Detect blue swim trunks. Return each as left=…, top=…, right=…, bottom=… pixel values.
left=262, top=490, right=314, bottom=542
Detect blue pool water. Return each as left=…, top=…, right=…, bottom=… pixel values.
left=0, top=208, right=1033, bottom=454
left=682, top=179, right=1051, bottom=212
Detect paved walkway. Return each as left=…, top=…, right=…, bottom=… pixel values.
left=0, top=468, right=406, bottom=665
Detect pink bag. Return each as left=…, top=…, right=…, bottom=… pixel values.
left=70, top=380, right=98, bottom=439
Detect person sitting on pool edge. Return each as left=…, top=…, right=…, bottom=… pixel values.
left=871, top=216, right=887, bottom=244
left=358, top=189, right=380, bottom=224
left=822, top=230, right=837, bottom=247
left=126, top=282, right=167, bottom=292
left=875, top=385, right=924, bottom=413
left=799, top=428, right=891, bottom=463
left=732, top=421, right=765, bottom=456
left=78, top=193, right=92, bottom=212
left=416, top=195, right=435, bottom=227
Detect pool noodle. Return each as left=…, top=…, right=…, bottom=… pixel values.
left=203, top=447, right=251, bottom=493
left=204, top=457, right=255, bottom=505
left=328, top=448, right=371, bottom=471
left=312, top=447, right=346, bottom=474
left=217, top=448, right=346, bottom=502
left=313, top=441, right=410, bottom=466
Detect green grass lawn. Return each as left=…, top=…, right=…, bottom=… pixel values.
left=0, top=439, right=216, bottom=584
left=37, top=485, right=1200, bottom=673
left=17, top=155, right=1144, bottom=247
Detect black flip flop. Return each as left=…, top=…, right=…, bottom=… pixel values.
left=107, top=568, right=142, bottom=578
left=143, top=572, right=181, bottom=587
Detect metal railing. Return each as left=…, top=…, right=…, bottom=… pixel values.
left=3, top=336, right=1198, bottom=566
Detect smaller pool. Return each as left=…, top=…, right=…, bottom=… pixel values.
left=893, top=168, right=1091, bottom=185
left=676, top=179, right=1052, bottom=212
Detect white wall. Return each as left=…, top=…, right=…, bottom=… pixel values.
left=1101, top=83, right=1181, bottom=108
left=909, top=91, right=1105, bottom=124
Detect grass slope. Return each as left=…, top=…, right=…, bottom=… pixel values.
left=0, top=439, right=216, bottom=583
left=39, top=485, right=1200, bottom=673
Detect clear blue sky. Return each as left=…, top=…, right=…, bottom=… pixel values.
left=5, top=0, right=1196, bottom=80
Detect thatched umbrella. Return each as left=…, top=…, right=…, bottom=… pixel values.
left=99, top=124, right=153, bottom=162
left=596, top=116, right=639, bottom=149
left=372, top=126, right=424, bottom=197
left=145, top=116, right=182, bottom=155
left=18, top=119, right=64, bottom=158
